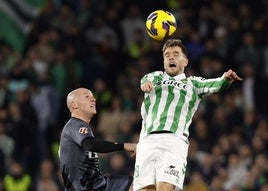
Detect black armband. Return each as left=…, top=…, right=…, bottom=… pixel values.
left=81, top=137, right=124, bottom=153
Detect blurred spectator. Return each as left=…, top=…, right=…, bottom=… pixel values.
left=82, top=45, right=108, bottom=88
left=237, top=3, right=254, bottom=31
left=104, top=4, right=124, bottom=48
left=116, top=119, right=134, bottom=143
left=85, top=14, right=119, bottom=49
left=251, top=135, right=266, bottom=156
left=185, top=31, right=205, bottom=66
left=0, top=75, right=12, bottom=110
left=120, top=4, right=148, bottom=47
left=238, top=144, right=252, bottom=168
left=192, top=118, right=210, bottom=152
left=0, top=149, right=5, bottom=179
left=197, top=6, right=216, bottom=39
left=145, top=40, right=163, bottom=71
left=0, top=122, right=14, bottom=169
left=119, top=85, right=135, bottom=112
left=107, top=152, right=132, bottom=175
left=254, top=118, right=268, bottom=146
left=243, top=109, right=257, bottom=140
left=50, top=48, right=67, bottom=97
left=184, top=171, right=208, bottom=191
left=63, top=44, right=83, bottom=91
left=213, top=24, right=229, bottom=60
left=97, top=95, right=127, bottom=137
left=76, top=0, right=94, bottom=29
left=30, top=80, right=60, bottom=160
left=51, top=4, right=76, bottom=34
left=261, top=184, right=268, bottom=191
left=241, top=63, right=255, bottom=112
left=223, top=152, right=247, bottom=190
left=98, top=33, right=124, bottom=86
left=198, top=153, right=217, bottom=185
left=7, top=92, right=38, bottom=175
left=125, top=28, right=151, bottom=60
left=209, top=175, right=226, bottom=191
left=234, top=32, right=262, bottom=72
left=7, top=62, right=30, bottom=100
left=34, top=159, right=62, bottom=191
left=93, top=78, right=112, bottom=111
left=3, top=161, right=32, bottom=191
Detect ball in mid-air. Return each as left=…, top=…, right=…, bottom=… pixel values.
left=145, top=10, right=177, bottom=41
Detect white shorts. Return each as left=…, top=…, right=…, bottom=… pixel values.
left=133, top=133, right=189, bottom=191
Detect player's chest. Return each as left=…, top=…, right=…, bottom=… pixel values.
left=154, top=78, right=192, bottom=94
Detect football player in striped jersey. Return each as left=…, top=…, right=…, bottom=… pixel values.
left=133, top=39, right=242, bottom=191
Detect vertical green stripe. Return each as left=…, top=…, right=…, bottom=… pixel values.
left=147, top=87, right=162, bottom=133
left=146, top=74, right=163, bottom=133
left=144, top=96, right=151, bottom=114
left=157, top=86, right=175, bottom=130
left=143, top=96, right=151, bottom=132
left=170, top=89, right=186, bottom=132
left=183, top=87, right=198, bottom=132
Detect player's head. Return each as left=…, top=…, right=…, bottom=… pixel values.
left=162, top=39, right=188, bottom=76
left=67, top=88, right=97, bottom=120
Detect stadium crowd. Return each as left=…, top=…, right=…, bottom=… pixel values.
left=0, top=0, right=267, bottom=190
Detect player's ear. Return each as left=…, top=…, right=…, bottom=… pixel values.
left=71, top=101, right=78, bottom=109
left=183, top=58, right=188, bottom=67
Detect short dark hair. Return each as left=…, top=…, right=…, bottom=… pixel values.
left=162, top=39, right=188, bottom=58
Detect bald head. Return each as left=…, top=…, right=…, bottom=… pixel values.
left=67, top=88, right=80, bottom=111
left=66, top=88, right=92, bottom=111
left=66, top=88, right=97, bottom=121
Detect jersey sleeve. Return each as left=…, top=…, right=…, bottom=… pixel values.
left=190, top=75, right=230, bottom=98
left=141, top=71, right=163, bottom=85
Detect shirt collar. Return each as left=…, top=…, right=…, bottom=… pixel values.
left=163, top=72, right=186, bottom=80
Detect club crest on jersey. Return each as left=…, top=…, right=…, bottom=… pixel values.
left=79, top=127, right=89, bottom=134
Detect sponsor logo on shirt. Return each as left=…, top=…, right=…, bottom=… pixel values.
left=79, top=127, right=89, bottom=134
left=156, top=80, right=188, bottom=90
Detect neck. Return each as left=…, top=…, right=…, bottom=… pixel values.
left=71, top=113, right=91, bottom=124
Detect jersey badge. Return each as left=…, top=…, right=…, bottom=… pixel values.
left=79, top=127, right=89, bottom=134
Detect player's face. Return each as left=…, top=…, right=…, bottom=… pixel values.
left=163, top=46, right=188, bottom=76
left=77, top=90, right=97, bottom=115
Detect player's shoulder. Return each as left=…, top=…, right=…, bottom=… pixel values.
left=188, top=75, right=206, bottom=81
left=146, top=71, right=164, bottom=76
left=65, top=118, right=93, bottom=136
left=142, top=71, right=163, bottom=82
left=65, top=118, right=88, bottom=131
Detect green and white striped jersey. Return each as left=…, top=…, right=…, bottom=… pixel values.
left=139, top=71, right=230, bottom=140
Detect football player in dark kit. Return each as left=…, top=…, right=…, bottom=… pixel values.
left=59, top=88, right=136, bottom=191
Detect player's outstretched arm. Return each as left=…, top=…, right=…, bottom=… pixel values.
left=82, top=137, right=136, bottom=154
left=224, top=69, right=243, bottom=83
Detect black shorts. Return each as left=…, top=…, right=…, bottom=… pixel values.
left=104, top=175, right=133, bottom=191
